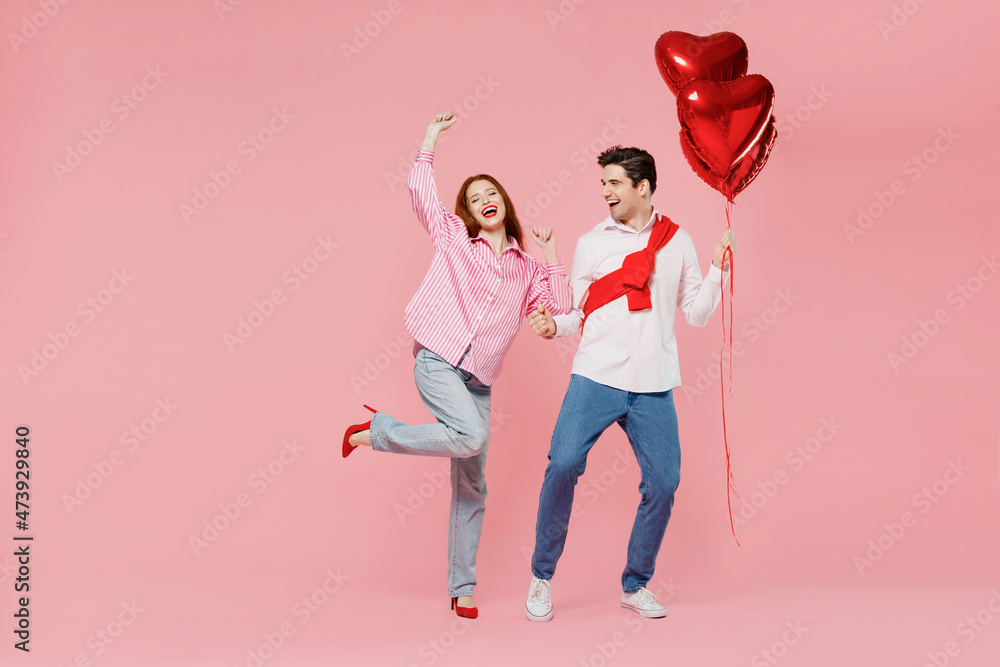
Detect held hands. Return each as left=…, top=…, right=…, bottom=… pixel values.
left=529, top=226, right=559, bottom=264
left=528, top=305, right=557, bottom=338
left=421, top=112, right=457, bottom=151
left=712, top=228, right=738, bottom=269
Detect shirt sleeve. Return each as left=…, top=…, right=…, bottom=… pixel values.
left=524, top=261, right=572, bottom=317
left=676, top=234, right=729, bottom=328
left=552, top=237, right=591, bottom=338
left=405, top=150, right=466, bottom=247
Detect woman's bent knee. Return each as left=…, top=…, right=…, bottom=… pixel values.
left=454, top=426, right=488, bottom=458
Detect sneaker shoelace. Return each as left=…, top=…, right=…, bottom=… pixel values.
left=529, top=579, right=551, bottom=605
left=633, top=588, right=657, bottom=607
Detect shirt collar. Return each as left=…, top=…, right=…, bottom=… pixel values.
left=470, top=233, right=528, bottom=257
left=601, top=208, right=659, bottom=234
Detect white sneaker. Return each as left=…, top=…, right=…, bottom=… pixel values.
left=525, top=576, right=553, bottom=622
left=621, top=587, right=667, bottom=618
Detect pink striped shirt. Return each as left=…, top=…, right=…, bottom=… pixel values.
left=403, top=150, right=572, bottom=386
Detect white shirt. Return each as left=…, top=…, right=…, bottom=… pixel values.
left=553, top=209, right=729, bottom=393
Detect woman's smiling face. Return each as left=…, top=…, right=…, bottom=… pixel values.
left=465, top=179, right=506, bottom=232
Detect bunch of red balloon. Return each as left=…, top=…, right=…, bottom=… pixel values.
left=654, top=31, right=775, bottom=202
left=655, top=31, right=776, bottom=544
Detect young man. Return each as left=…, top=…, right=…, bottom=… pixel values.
left=524, top=146, right=735, bottom=621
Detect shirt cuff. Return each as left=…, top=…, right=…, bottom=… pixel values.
left=706, top=261, right=729, bottom=285
left=415, top=150, right=434, bottom=164
left=544, top=262, right=566, bottom=275
left=552, top=311, right=580, bottom=338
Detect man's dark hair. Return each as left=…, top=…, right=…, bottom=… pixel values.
left=597, top=146, right=657, bottom=195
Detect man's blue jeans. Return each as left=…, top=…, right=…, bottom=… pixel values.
left=531, top=374, right=681, bottom=594
left=369, top=346, right=491, bottom=598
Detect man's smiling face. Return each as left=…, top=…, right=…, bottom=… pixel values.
left=601, top=164, right=645, bottom=223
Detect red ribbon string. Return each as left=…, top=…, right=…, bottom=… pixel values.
left=721, top=200, right=740, bottom=546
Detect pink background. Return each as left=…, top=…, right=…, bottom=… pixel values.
left=2, top=0, right=999, bottom=665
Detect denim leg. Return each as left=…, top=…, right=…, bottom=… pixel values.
left=531, top=375, right=626, bottom=581
left=447, top=445, right=489, bottom=597
left=369, top=348, right=489, bottom=458
left=619, top=389, right=681, bottom=594
left=446, top=375, right=491, bottom=597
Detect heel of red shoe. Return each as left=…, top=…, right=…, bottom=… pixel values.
left=342, top=405, right=378, bottom=459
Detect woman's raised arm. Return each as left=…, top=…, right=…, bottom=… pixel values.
left=405, top=112, right=464, bottom=245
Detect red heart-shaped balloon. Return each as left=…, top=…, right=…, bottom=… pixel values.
left=654, top=31, right=748, bottom=96
left=679, top=115, right=777, bottom=201
left=722, top=115, right=776, bottom=200
left=676, top=74, right=775, bottom=178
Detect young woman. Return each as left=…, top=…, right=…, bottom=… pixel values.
left=342, top=112, right=571, bottom=619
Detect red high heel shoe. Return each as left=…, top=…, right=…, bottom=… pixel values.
left=342, top=405, right=377, bottom=458
left=451, top=597, right=479, bottom=620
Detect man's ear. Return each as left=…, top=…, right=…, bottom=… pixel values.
left=639, top=179, right=651, bottom=197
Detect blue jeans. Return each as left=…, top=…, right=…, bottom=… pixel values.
left=369, top=346, right=490, bottom=598
left=531, top=374, right=681, bottom=594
